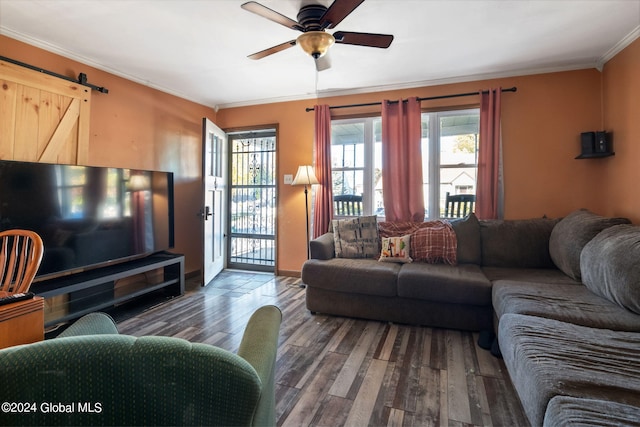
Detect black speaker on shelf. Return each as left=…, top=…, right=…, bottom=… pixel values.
left=595, top=131, right=609, bottom=153
left=577, top=131, right=613, bottom=159
left=581, top=132, right=595, bottom=154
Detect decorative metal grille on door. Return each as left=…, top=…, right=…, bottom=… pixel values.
left=228, top=130, right=276, bottom=271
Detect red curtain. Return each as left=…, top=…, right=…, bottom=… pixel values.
left=312, top=104, right=334, bottom=237
left=381, top=97, right=425, bottom=222
left=476, top=88, right=502, bottom=219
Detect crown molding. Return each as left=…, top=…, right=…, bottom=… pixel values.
left=597, top=25, right=640, bottom=70
left=0, top=27, right=214, bottom=108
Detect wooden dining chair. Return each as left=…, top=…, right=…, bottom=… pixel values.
left=334, top=194, right=363, bottom=216
left=444, top=192, right=476, bottom=218
left=0, top=229, right=44, bottom=295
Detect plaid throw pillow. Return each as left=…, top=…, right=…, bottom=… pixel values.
left=410, top=221, right=458, bottom=265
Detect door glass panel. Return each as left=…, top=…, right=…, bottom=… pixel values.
left=228, top=130, right=276, bottom=271
left=213, top=133, right=222, bottom=178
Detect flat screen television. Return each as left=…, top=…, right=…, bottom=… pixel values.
left=0, top=160, right=174, bottom=280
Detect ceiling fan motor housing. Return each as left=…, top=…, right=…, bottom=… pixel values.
left=297, top=4, right=328, bottom=30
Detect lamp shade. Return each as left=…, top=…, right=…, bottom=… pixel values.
left=291, top=165, right=319, bottom=186
left=297, top=31, right=335, bottom=59
left=127, top=174, right=151, bottom=191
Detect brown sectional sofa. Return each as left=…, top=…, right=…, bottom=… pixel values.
left=301, top=209, right=640, bottom=426
left=303, top=213, right=565, bottom=331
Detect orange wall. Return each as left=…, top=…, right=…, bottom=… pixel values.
left=217, top=101, right=314, bottom=275
left=1, top=35, right=216, bottom=275
left=219, top=69, right=604, bottom=273
left=602, top=38, right=640, bottom=222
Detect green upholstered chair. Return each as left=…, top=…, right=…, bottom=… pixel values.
left=0, top=306, right=282, bottom=426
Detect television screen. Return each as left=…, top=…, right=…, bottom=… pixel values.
left=0, top=160, right=174, bottom=280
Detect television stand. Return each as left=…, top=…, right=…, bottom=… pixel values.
left=31, top=252, right=184, bottom=328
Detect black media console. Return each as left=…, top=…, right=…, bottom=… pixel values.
left=31, top=252, right=184, bottom=328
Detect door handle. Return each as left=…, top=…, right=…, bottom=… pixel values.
left=202, top=206, right=213, bottom=220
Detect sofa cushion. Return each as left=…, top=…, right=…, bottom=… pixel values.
left=581, top=224, right=640, bottom=314
left=544, top=396, right=640, bottom=427
left=332, top=215, right=380, bottom=259
left=482, top=267, right=580, bottom=285
left=410, top=222, right=457, bottom=265
left=492, top=280, right=640, bottom=331
left=301, top=258, right=399, bottom=297
left=499, top=313, right=640, bottom=427
left=397, top=263, right=491, bottom=305
left=379, top=234, right=412, bottom=263
left=480, top=217, right=559, bottom=268
left=450, top=213, right=481, bottom=264
left=549, top=209, right=630, bottom=281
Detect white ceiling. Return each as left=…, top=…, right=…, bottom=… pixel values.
left=1, top=0, right=639, bottom=109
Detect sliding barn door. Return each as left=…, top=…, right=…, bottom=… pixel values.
left=0, top=59, right=91, bottom=165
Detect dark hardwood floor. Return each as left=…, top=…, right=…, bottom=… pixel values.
left=112, top=270, right=529, bottom=427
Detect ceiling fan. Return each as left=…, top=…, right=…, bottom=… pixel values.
left=241, top=0, right=394, bottom=71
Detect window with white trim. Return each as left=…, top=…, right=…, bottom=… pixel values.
left=330, top=108, right=479, bottom=219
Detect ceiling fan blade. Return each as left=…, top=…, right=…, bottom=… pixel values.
left=241, top=1, right=303, bottom=31
left=319, top=0, right=365, bottom=29
left=248, top=40, right=297, bottom=60
left=333, top=31, right=394, bottom=48
left=315, top=53, right=332, bottom=72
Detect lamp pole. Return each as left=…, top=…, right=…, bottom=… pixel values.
left=291, top=165, right=319, bottom=261
left=303, top=183, right=311, bottom=260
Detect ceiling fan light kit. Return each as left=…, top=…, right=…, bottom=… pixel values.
left=297, top=31, right=335, bottom=58
left=241, top=0, right=393, bottom=70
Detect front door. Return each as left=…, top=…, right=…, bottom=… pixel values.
left=227, top=129, right=276, bottom=271
left=202, top=118, right=227, bottom=285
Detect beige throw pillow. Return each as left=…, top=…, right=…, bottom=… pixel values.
left=379, top=234, right=412, bottom=263
left=332, top=216, right=380, bottom=259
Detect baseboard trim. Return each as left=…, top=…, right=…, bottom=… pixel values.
left=185, top=269, right=201, bottom=280
left=277, top=269, right=301, bottom=278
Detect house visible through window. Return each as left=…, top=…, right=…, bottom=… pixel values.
left=330, top=108, right=479, bottom=219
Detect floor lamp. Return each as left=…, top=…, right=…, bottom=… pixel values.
left=291, top=165, right=319, bottom=260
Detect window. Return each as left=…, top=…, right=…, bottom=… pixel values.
left=330, top=108, right=479, bottom=219
left=330, top=117, right=381, bottom=217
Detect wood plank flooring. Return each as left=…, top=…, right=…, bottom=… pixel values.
left=112, top=270, right=529, bottom=427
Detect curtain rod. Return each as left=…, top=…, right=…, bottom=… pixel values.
left=305, top=86, right=517, bottom=112
left=0, top=55, right=109, bottom=93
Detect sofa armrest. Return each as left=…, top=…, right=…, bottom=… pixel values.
left=57, top=312, right=119, bottom=338
left=310, top=232, right=335, bottom=260
left=237, top=305, right=282, bottom=427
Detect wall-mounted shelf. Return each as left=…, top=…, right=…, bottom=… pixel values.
left=578, top=131, right=613, bottom=159
left=575, top=152, right=615, bottom=159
